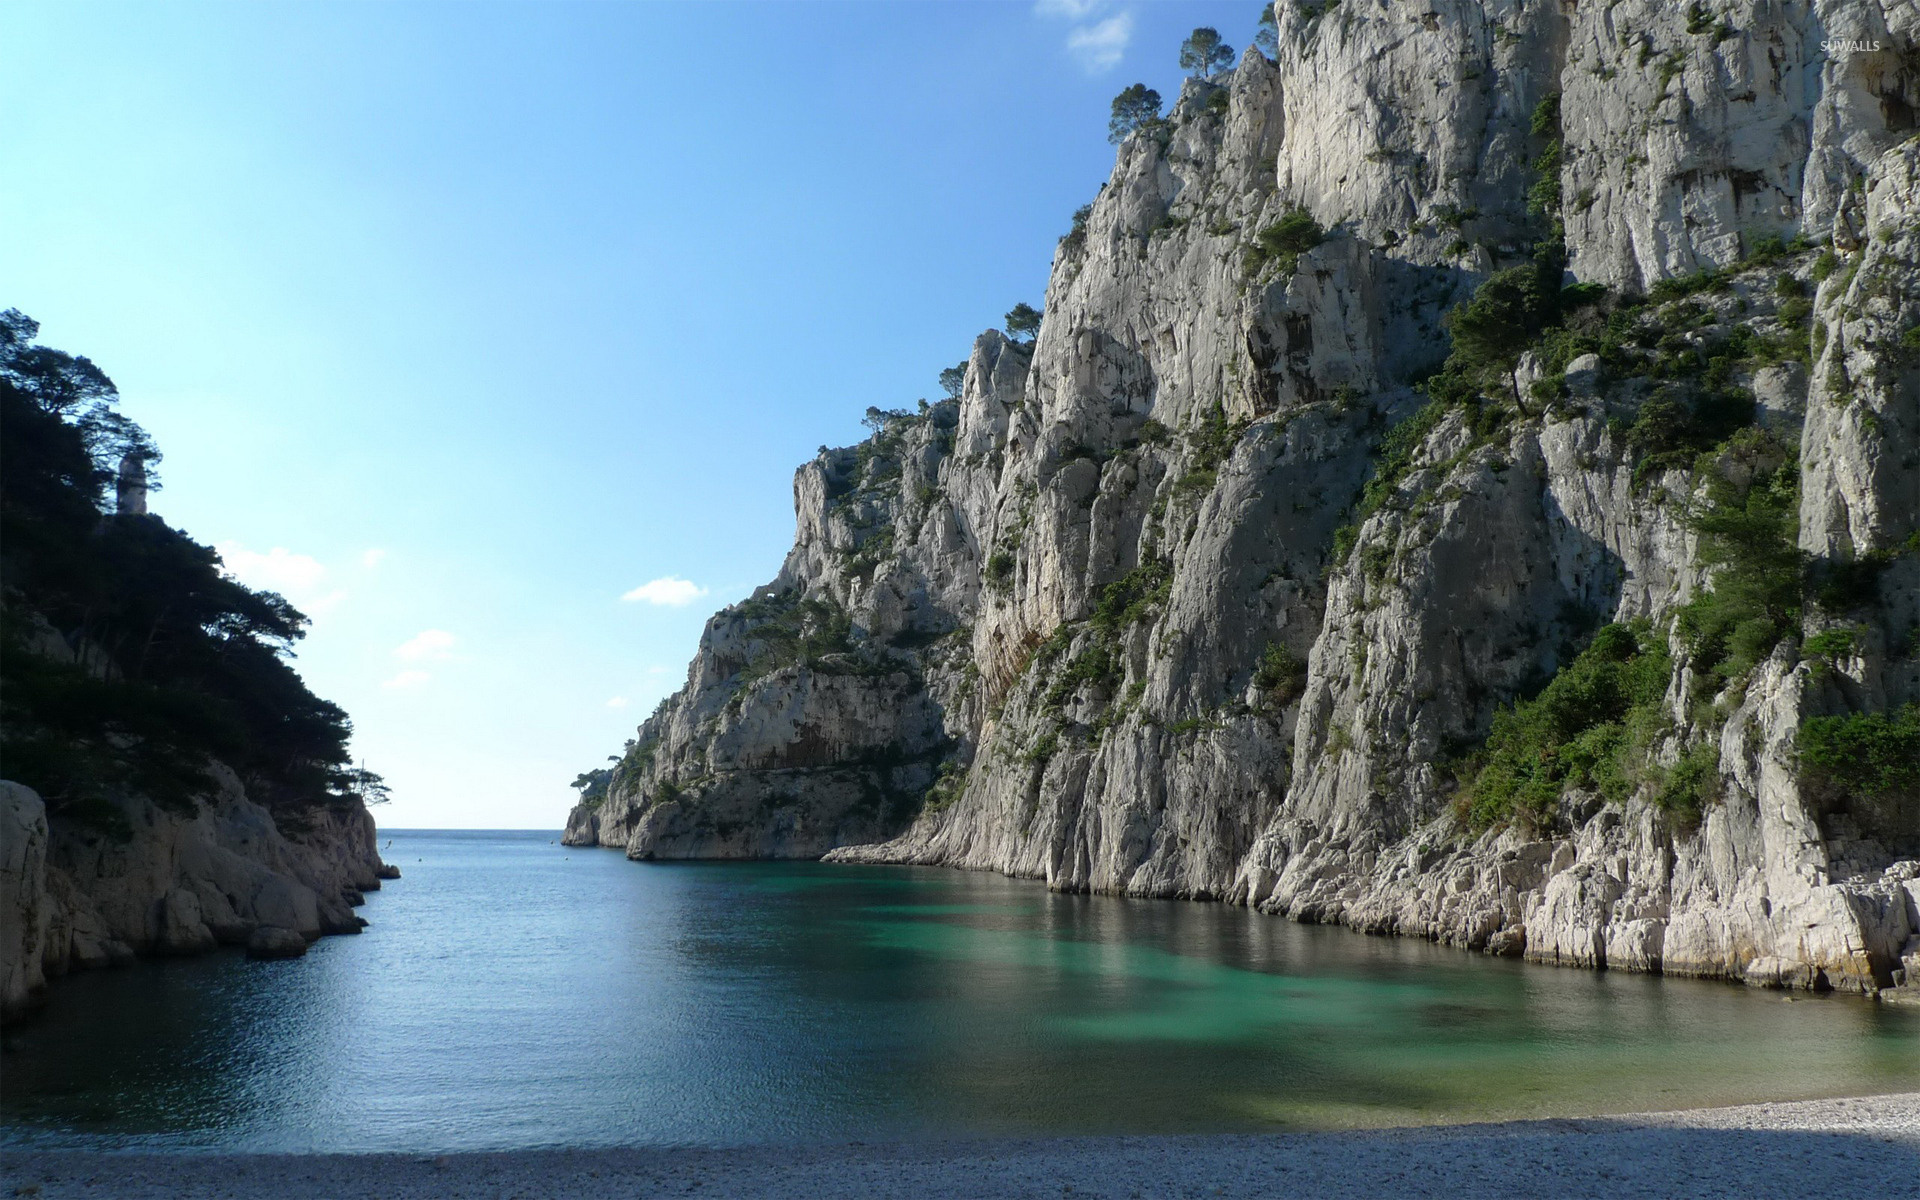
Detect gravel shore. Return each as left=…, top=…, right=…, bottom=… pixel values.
left=5, top=1093, right=1917, bottom=1199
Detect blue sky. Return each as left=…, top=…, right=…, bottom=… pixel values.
left=2, top=0, right=1267, bottom=828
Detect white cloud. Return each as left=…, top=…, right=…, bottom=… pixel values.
left=1033, top=0, right=1133, bottom=73
left=1065, top=12, right=1133, bottom=72
left=606, top=696, right=630, bottom=709
left=362, top=548, right=389, bottom=569
left=1034, top=0, right=1105, bottom=16
left=647, top=664, right=674, bottom=676
left=382, top=669, right=431, bottom=690
left=621, top=576, right=709, bottom=607
left=394, top=629, right=458, bottom=662
left=216, top=541, right=347, bottom=616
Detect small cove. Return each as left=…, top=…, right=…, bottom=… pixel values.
left=4, top=829, right=1916, bottom=1152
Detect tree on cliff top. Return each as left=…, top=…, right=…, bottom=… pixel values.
left=1107, top=84, right=1162, bottom=144
left=1179, top=28, right=1234, bottom=78
left=1254, top=6, right=1279, bottom=56
left=1005, top=303, right=1042, bottom=343
left=938, top=361, right=966, bottom=401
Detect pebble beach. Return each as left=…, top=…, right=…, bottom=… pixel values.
left=5, top=1092, right=1917, bottom=1199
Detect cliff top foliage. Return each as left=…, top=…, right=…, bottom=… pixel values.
left=1178, top=28, right=1235, bottom=79
left=0, top=310, right=381, bottom=837
left=938, top=361, right=966, bottom=401
left=1005, top=303, right=1042, bottom=343
left=1107, top=83, right=1163, bottom=145
left=570, top=765, right=614, bottom=810
left=1254, top=6, right=1279, bottom=55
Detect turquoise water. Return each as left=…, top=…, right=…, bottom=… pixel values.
left=3, top=829, right=1916, bottom=1151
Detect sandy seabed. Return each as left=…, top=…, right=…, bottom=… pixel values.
left=4, top=1093, right=1917, bottom=1199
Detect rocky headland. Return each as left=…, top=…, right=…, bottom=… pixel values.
left=568, top=2, right=1920, bottom=998
left=1, top=777, right=392, bottom=1019
left=0, top=312, right=394, bottom=1022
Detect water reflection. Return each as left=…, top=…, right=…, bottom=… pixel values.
left=3, top=830, right=1916, bottom=1151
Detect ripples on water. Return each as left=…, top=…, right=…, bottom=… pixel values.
left=3, top=829, right=1916, bottom=1151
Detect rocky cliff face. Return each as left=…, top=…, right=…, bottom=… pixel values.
left=1, top=774, right=392, bottom=1020
left=570, top=2, right=1920, bottom=996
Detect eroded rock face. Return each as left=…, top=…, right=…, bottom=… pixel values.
left=1, top=783, right=50, bottom=1019
left=1, top=767, right=391, bottom=1021
left=572, top=6, right=1920, bottom=993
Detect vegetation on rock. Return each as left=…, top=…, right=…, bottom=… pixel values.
left=1243, top=208, right=1324, bottom=275
left=0, top=311, right=381, bottom=837
left=1178, top=27, right=1234, bottom=78
left=1798, top=705, right=1920, bottom=799
left=1676, top=430, right=1802, bottom=683
left=1004, top=302, right=1042, bottom=343
left=1107, top=83, right=1163, bottom=144
left=1457, top=623, right=1678, bottom=830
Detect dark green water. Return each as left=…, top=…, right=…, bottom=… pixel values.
left=3, top=829, right=1916, bottom=1151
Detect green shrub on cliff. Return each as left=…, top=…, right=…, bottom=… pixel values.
left=731, top=590, right=884, bottom=682
left=1458, top=622, right=1673, bottom=830
left=1674, top=430, right=1803, bottom=681
left=1040, top=558, right=1172, bottom=713
left=1798, top=705, right=1920, bottom=799
left=1442, top=260, right=1565, bottom=410
left=571, top=767, right=613, bottom=810
left=1252, top=642, right=1308, bottom=709
left=1652, top=741, right=1719, bottom=824
left=1244, top=208, right=1324, bottom=275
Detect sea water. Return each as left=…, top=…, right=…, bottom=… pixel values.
left=4, top=829, right=1916, bottom=1152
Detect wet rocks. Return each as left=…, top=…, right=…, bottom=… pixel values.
left=245, top=926, right=309, bottom=960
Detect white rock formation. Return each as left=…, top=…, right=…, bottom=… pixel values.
left=1, top=783, right=51, bottom=1019
left=571, top=5, right=1920, bottom=994
left=1, top=768, right=389, bottom=1019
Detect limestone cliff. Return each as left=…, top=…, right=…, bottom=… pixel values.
left=2, top=776, right=392, bottom=1020
left=570, top=2, right=1920, bottom=996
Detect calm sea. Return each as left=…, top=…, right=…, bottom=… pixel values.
left=3, top=829, right=1916, bottom=1152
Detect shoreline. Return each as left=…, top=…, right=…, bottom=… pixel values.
left=6, top=1093, right=1917, bottom=1199
left=567, top=843, right=1920, bottom=1007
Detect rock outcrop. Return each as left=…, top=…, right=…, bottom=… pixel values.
left=1, top=773, right=389, bottom=1020
left=570, top=3, right=1920, bottom=995
left=1, top=783, right=51, bottom=1018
